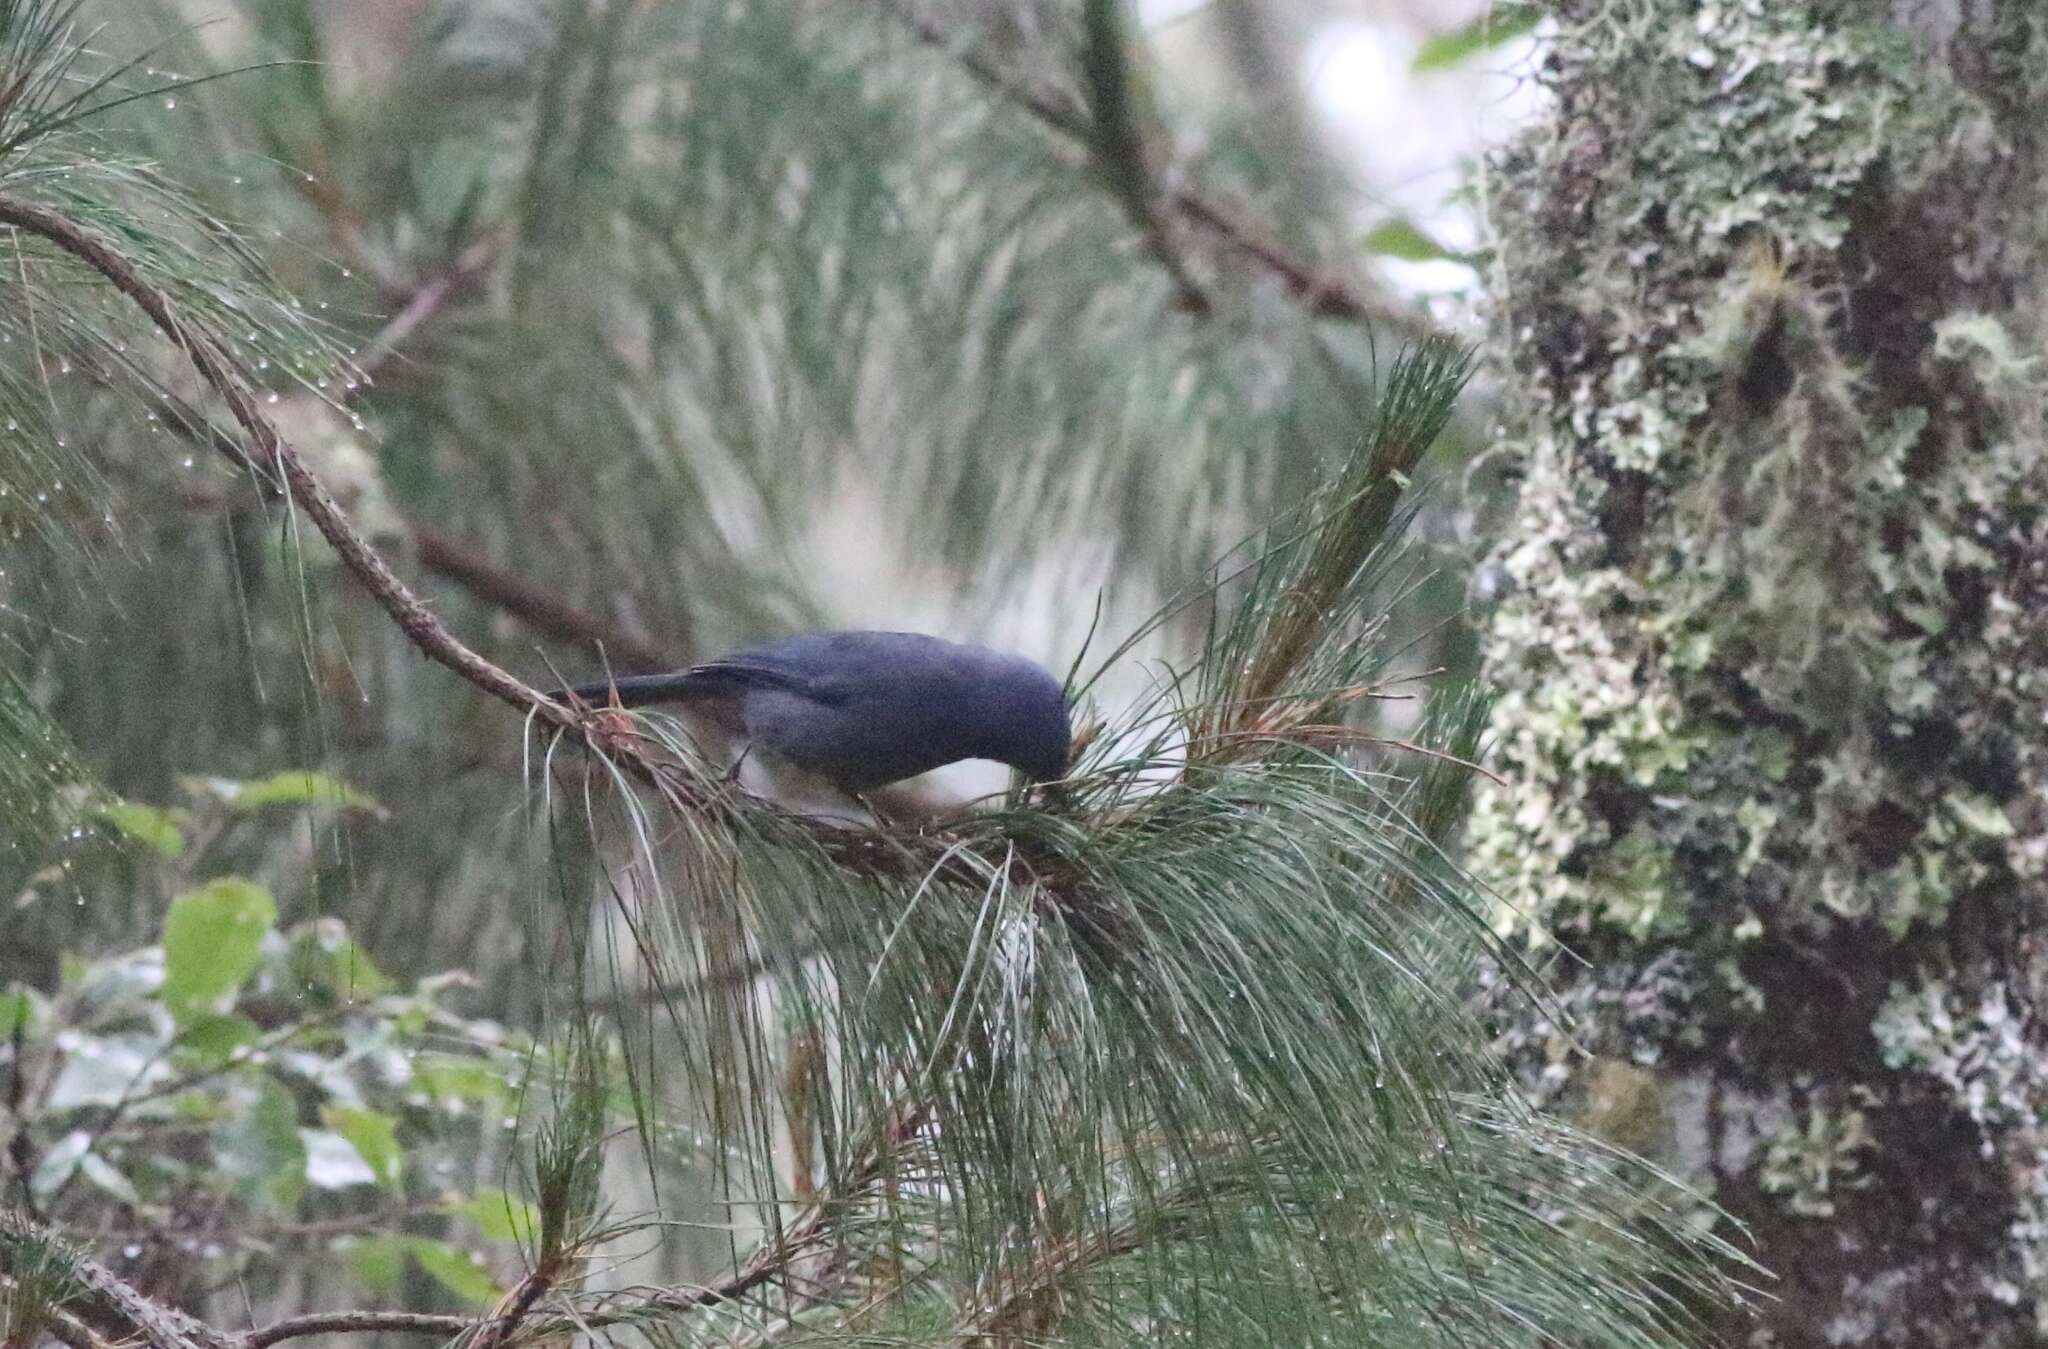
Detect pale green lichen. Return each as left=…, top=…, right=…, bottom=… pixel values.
left=1759, top=1102, right=1875, bottom=1218
left=1473, top=0, right=2048, bottom=1339
left=1873, top=977, right=2041, bottom=1134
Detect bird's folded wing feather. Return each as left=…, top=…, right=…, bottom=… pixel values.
left=682, top=658, right=854, bottom=704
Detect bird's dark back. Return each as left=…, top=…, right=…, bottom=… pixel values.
left=729, top=632, right=1070, bottom=788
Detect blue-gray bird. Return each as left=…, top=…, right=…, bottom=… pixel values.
left=556, top=630, right=1072, bottom=797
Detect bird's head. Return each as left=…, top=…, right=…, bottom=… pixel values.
left=982, top=658, right=1073, bottom=784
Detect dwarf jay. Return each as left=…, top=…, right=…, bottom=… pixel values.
left=557, top=630, right=1071, bottom=806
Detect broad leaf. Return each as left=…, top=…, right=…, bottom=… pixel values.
left=301, top=1128, right=378, bottom=1189
left=215, top=771, right=382, bottom=813
left=461, top=1187, right=539, bottom=1243
left=79, top=1151, right=140, bottom=1206
left=215, top=1077, right=306, bottom=1215
left=348, top=1234, right=407, bottom=1294
left=175, top=1014, right=263, bottom=1069
left=96, top=800, right=186, bottom=857
left=162, top=879, right=277, bottom=1019
left=0, top=987, right=38, bottom=1037
left=1362, top=218, right=1470, bottom=264
left=322, top=1105, right=404, bottom=1191
left=406, top=1237, right=502, bottom=1307
left=28, top=1130, right=91, bottom=1200
left=46, top=1031, right=171, bottom=1110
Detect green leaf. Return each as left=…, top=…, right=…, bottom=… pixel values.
left=219, top=771, right=382, bottom=814
left=0, top=987, right=38, bottom=1037
left=96, top=800, right=186, bottom=858
left=175, top=1014, right=262, bottom=1068
left=322, top=1105, right=404, bottom=1191
left=1413, top=4, right=1542, bottom=72
left=348, top=1234, right=406, bottom=1294
left=285, top=921, right=392, bottom=1000
left=301, top=1129, right=377, bottom=1189
left=1361, top=218, right=1469, bottom=264
left=405, top=1237, right=502, bottom=1308
left=415, top=1055, right=512, bottom=1107
left=162, top=878, right=277, bottom=1020
left=215, top=1077, right=305, bottom=1216
left=461, top=1187, right=539, bottom=1244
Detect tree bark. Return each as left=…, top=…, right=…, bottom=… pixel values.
left=1469, top=3, right=2047, bottom=1344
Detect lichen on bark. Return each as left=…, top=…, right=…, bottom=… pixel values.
left=1467, top=2, right=2047, bottom=1342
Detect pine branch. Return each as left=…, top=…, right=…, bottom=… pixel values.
left=0, top=1273, right=111, bottom=1349
left=0, top=1212, right=231, bottom=1349
left=877, top=0, right=1442, bottom=339
left=348, top=238, right=499, bottom=385
left=154, top=390, right=674, bottom=670
left=0, top=194, right=564, bottom=726
left=244, top=1109, right=930, bottom=1348
left=238, top=1311, right=471, bottom=1348
left=1079, top=0, right=1210, bottom=314
left=413, top=526, right=676, bottom=672
left=0, top=182, right=1062, bottom=914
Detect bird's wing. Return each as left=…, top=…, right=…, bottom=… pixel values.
left=697, top=631, right=942, bottom=706
left=681, top=656, right=856, bottom=705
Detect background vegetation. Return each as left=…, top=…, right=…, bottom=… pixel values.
left=5, top=2, right=2037, bottom=1347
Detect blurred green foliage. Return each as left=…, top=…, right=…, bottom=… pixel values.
left=3, top=773, right=542, bottom=1312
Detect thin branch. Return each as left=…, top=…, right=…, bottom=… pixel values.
left=238, top=1311, right=472, bottom=1348
left=413, top=527, right=674, bottom=672
left=952, top=1217, right=1148, bottom=1347
left=0, top=194, right=573, bottom=729
left=242, top=1111, right=927, bottom=1348
left=349, top=238, right=498, bottom=387
left=470, top=1268, right=550, bottom=1349
left=876, top=1, right=1442, bottom=340
left=161, top=430, right=675, bottom=670
left=2, top=181, right=1040, bottom=897
left=46, top=1306, right=112, bottom=1349
left=1078, top=0, right=1209, bottom=314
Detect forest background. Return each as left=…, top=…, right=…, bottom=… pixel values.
left=2, top=3, right=2042, bottom=1348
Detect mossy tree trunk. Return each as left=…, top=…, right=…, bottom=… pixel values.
left=1469, top=3, right=2046, bottom=1344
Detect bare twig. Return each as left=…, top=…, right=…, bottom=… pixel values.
left=238, top=1310, right=473, bottom=1348
left=349, top=239, right=499, bottom=387
left=413, top=527, right=674, bottom=672
left=45, top=1306, right=113, bottom=1349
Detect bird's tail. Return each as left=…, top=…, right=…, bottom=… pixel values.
left=554, top=672, right=718, bottom=708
